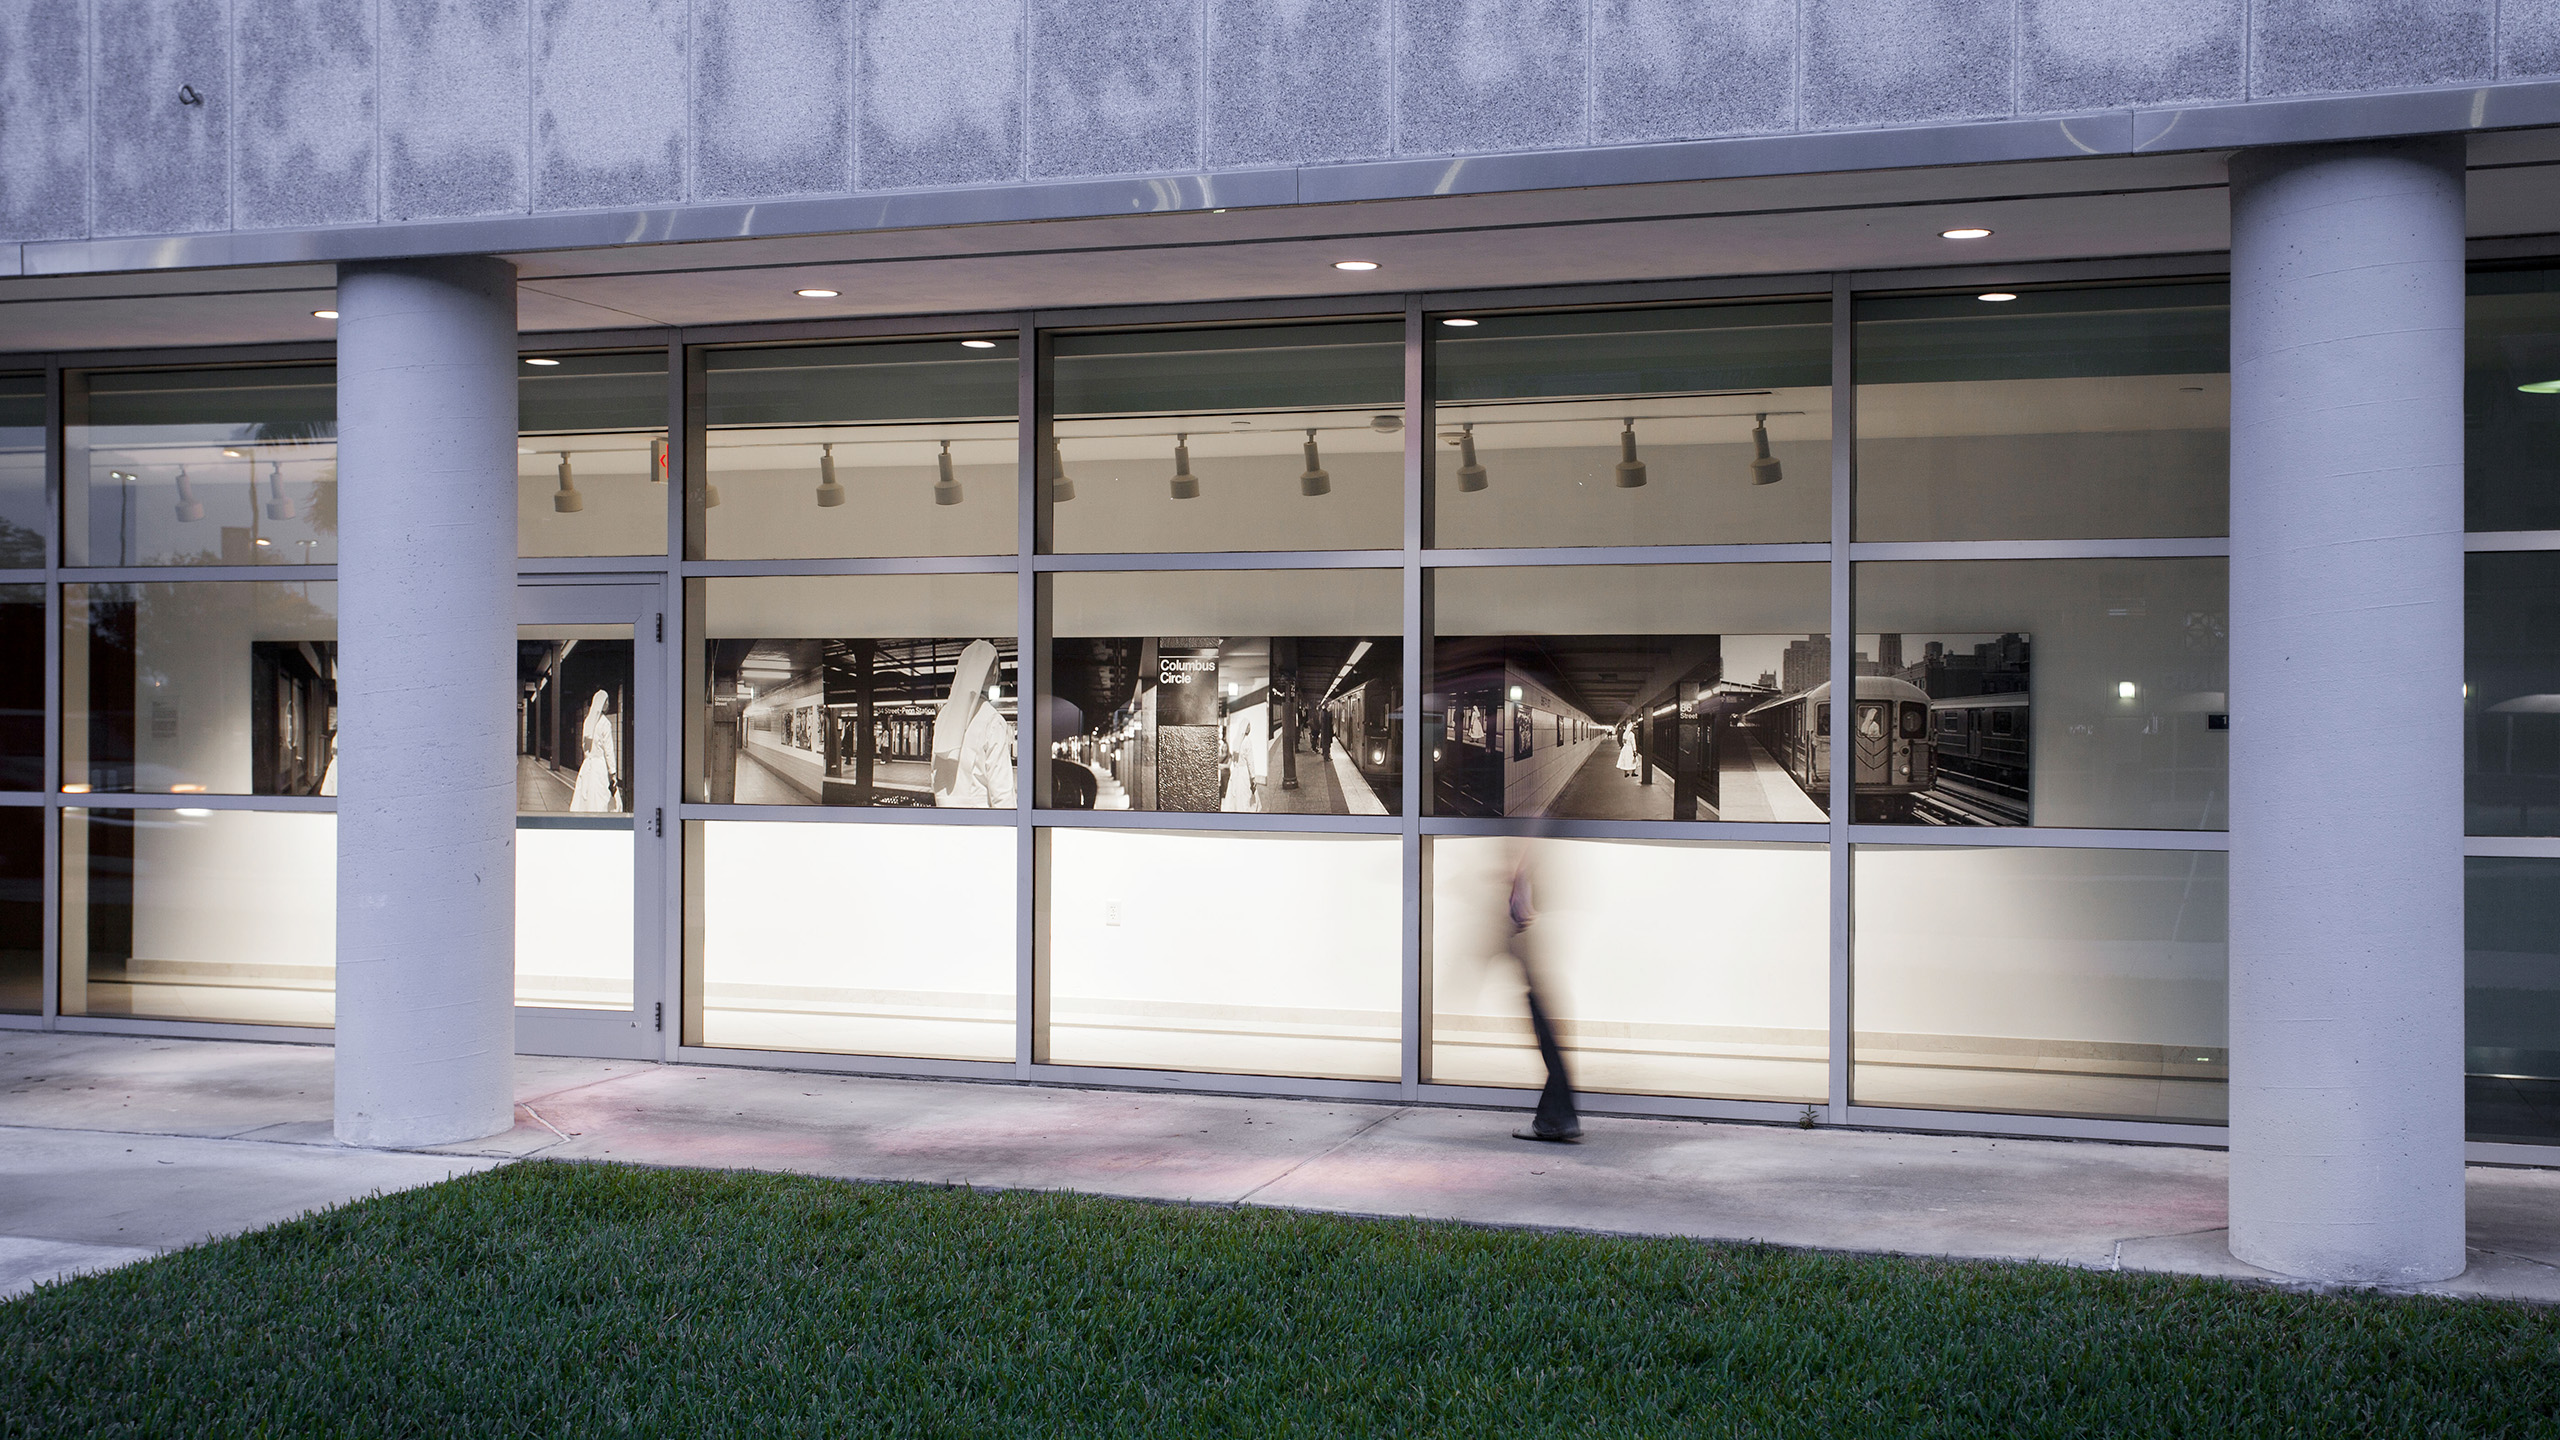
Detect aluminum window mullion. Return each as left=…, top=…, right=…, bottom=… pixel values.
left=1827, top=277, right=1854, bottom=1123
left=1401, top=295, right=1427, bottom=1099
left=41, top=357, right=62, bottom=1028
left=1015, top=319, right=1040, bottom=1080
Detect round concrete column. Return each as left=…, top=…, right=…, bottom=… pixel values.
left=333, top=257, right=520, bottom=1148
left=2228, top=138, right=2467, bottom=1284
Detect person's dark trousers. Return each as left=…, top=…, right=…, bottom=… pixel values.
left=1523, top=984, right=1579, bottom=1136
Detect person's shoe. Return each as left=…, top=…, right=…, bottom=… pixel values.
left=1513, top=1127, right=1583, bottom=1142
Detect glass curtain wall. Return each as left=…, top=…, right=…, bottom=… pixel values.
left=0, top=376, right=37, bottom=1015
left=49, top=363, right=341, bottom=1030
left=680, top=337, right=1023, bottom=1062
left=1848, top=282, right=2232, bottom=1124
left=8, top=274, right=2406, bottom=1150
left=2465, top=266, right=2560, bottom=1142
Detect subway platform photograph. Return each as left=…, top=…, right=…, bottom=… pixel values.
left=4, top=1, right=2560, bottom=1432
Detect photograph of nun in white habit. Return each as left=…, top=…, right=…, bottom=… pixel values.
left=568, top=689, right=621, bottom=812
left=932, top=638, right=1017, bottom=808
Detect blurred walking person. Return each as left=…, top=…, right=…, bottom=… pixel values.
left=1504, top=841, right=1581, bottom=1142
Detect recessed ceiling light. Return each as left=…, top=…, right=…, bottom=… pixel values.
left=1332, top=260, right=1379, bottom=271
left=1940, top=227, right=1994, bottom=240
left=960, top=339, right=997, bottom=349
left=254, top=537, right=272, bottom=546
left=1976, top=292, right=2018, bottom=303
left=795, top=287, right=840, bottom=298
left=311, top=309, right=338, bottom=319
left=221, top=448, right=244, bottom=458
left=1441, top=317, right=1479, bottom=327
left=524, top=357, right=561, bottom=366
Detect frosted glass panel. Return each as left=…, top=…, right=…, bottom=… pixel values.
left=61, top=807, right=336, bottom=1027
left=1852, top=844, right=2227, bottom=1123
left=691, top=820, right=1015, bottom=1060
left=1428, top=837, right=1826, bottom=1101
left=516, top=827, right=634, bottom=1011
left=1042, top=828, right=1399, bottom=1079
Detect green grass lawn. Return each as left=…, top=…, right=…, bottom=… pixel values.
left=1, top=1161, right=2553, bottom=1438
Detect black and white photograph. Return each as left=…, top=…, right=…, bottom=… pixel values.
left=1860, top=631, right=2031, bottom=826
left=1047, top=636, right=1400, bottom=813
left=519, top=638, right=634, bottom=814
left=1432, top=634, right=1825, bottom=821
left=702, top=637, right=1017, bottom=807
left=1739, top=632, right=2031, bottom=823
left=249, top=640, right=336, bottom=796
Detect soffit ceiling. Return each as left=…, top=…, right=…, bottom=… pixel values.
left=3, top=133, right=2559, bottom=356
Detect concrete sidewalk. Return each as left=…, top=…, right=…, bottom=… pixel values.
left=3, top=1031, right=2555, bottom=1303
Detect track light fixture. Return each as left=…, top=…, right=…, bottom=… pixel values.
left=651, top=436, right=669, bottom=483
left=1299, top=430, right=1331, bottom=497
left=552, top=453, right=583, bottom=513
left=265, top=461, right=298, bottom=519
left=1455, top=423, right=1488, bottom=492
left=1749, top=413, right=1782, bottom=485
left=815, top=443, right=846, bottom=508
left=934, top=439, right=963, bottom=506
left=1050, top=439, right=1076, bottom=503
left=1613, top=419, right=1647, bottom=488
left=1169, top=434, right=1200, bottom=500
left=173, top=466, right=205, bottom=521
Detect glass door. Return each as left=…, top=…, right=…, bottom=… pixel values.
left=516, top=579, right=664, bottom=1059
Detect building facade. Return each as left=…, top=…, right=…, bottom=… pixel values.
left=4, top=1, right=2560, bottom=1285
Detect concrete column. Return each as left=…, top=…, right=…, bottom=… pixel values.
left=333, top=257, right=520, bottom=1147
left=2227, top=138, right=2467, bottom=1284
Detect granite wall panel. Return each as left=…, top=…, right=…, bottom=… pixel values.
left=534, top=0, right=688, bottom=209
left=236, top=0, right=376, bottom=229
left=863, top=0, right=1024, bottom=189
left=92, top=0, right=230, bottom=236
left=0, top=0, right=90, bottom=241
left=382, top=0, right=528, bottom=221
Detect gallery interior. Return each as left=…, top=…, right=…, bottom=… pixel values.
left=12, top=11, right=2560, bottom=1287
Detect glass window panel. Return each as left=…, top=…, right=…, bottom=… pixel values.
left=2467, top=551, right=2560, bottom=836
left=0, top=808, right=35, bottom=1014
left=1049, top=322, right=1402, bottom=554
left=2468, top=856, right=2560, bottom=1144
left=1853, top=559, right=2227, bottom=830
left=1040, top=828, right=1398, bottom=1079
left=1429, top=564, right=1827, bottom=820
left=63, top=581, right=338, bottom=797
left=1430, top=302, right=1830, bottom=550
left=2467, top=268, right=2560, bottom=533
left=1852, top=844, right=2228, bottom=1123
left=686, top=819, right=1015, bottom=1060
left=689, top=573, right=1018, bottom=807
left=517, top=625, right=636, bottom=1011
left=60, top=807, right=336, bottom=1026
left=1045, top=569, right=1400, bottom=814
left=696, top=337, right=1018, bottom=560
left=1855, top=284, right=2228, bottom=542
left=1428, top=836, right=1826, bottom=1101
left=67, top=365, right=337, bottom=567
left=0, top=585, right=39, bottom=790
left=0, top=373, right=43, bottom=567
left=520, top=350, right=669, bottom=558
